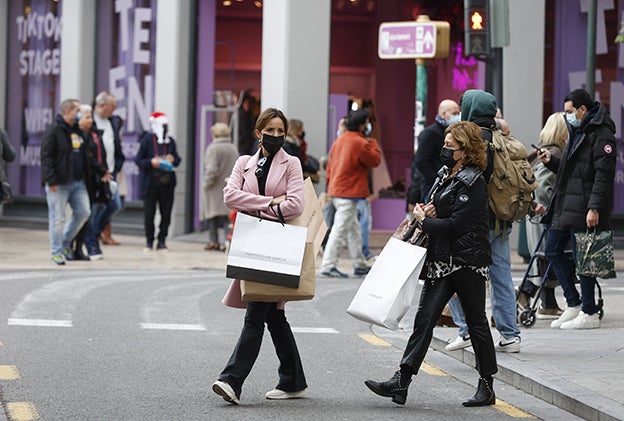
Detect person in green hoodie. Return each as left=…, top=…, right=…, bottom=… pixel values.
left=446, top=90, right=523, bottom=353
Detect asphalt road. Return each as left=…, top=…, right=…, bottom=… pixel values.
left=0, top=269, right=581, bottom=421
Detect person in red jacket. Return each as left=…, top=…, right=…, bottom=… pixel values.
left=320, top=108, right=381, bottom=277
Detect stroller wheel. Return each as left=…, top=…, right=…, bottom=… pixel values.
left=519, top=308, right=536, bottom=327
left=598, top=308, right=604, bottom=320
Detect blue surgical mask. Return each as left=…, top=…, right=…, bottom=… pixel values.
left=364, top=122, right=372, bottom=136
left=566, top=109, right=581, bottom=128
left=447, top=114, right=460, bottom=125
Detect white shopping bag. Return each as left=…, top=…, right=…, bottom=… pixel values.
left=347, top=237, right=427, bottom=330
left=226, top=212, right=308, bottom=288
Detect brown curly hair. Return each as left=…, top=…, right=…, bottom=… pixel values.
left=445, top=121, right=487, bottom=171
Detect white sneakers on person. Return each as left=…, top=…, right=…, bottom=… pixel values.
left=550, top=305, right=581, bottom=328
left=495, top=336, right=521, bottom=353
left=265, top=388, right=307, bottom=400
left=445, top=335, right=471, bottom=351
left=212, top=380, right=240, bottom=405
left=559, top=311, right=600, bottom=330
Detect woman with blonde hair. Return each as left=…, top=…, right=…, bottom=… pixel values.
left=519, top=112, right=569, bottom=317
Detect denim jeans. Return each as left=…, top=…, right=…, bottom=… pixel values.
left=357, top=199, right=372, bottom=257
left=85, top=185, right=122, bottom=251
left=545, top=228, right=597, bottom=314
left=45, top=181, right=91, bottom=256
left=320, top=198, right=366, bottom=271
left=219, top=302, right=307, bottom=397
left=449, top=226, right=520, bottom=339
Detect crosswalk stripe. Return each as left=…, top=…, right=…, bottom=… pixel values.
left=6, top=402, right=40, bottom=421
left=0, top=365, right=20, bottom=380
left=140, top=323, right=206, bottom=331
left=7, top=318, right=72, bottom=327
left=291, top=327, right=339, bottom=334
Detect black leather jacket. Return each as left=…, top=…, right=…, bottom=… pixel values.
left=422, top=165, right=491, bottom=267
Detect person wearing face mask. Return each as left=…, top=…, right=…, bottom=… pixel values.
left=537, top=88, right=616, bottom=330
left=214, top=108, right=307, bottom=404
left=365, top=121, right=497, bottom=408
left=409, top=99, right=460, bottom=210
left=319, top=108, right=381, bottom=278
left=135, top=111, right=182, bottom=251
left=41, top=98, right=92, bottom=265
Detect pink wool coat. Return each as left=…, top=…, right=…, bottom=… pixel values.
left=221, top=148, right=305, bottom=309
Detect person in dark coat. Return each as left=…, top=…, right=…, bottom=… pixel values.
left=41, top=98, right=92, bottom=265
left=134, top=111, right=182, bottom=251
left=537, top=88, right=616, bottom=330
left=365, top=121, right=497, bottom=408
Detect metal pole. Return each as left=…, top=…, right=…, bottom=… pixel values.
left=586, top=0, right=597, bottom=96
left=414, top=15, right=430, bottom=150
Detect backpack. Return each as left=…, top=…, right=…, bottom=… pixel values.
left=486, top=129, right=537, bottom=221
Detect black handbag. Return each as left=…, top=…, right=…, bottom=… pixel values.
left=93, top=181, right=112, bottom=203
left=1, top=181, right=13, bottom=204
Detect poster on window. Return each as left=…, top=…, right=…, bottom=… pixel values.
left=5, top=0, right=61, bottom=197
left=95, top=0, right=157, bottom=201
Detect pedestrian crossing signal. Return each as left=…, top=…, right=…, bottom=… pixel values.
left=464, top=0, right=491, bottom=57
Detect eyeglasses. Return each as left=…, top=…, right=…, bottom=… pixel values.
left=255, top=156, right=267, bottom=178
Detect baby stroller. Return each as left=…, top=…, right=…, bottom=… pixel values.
left=516, top=225, right=604, bottom=327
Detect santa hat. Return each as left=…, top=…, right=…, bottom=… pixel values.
left=149, top=111, right=169, bottom=125
left=150, top=111, right=170, bottom=144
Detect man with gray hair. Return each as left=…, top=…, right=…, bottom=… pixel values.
left=92, top=91, right=125, bottom=246
left=41, top=98, right=91, bottom=265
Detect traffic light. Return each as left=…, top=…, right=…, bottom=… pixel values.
left=464, top=0, right=491, bottom=57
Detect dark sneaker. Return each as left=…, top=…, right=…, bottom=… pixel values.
left=88, top=247, right=103, bottom=261
left=354, top=265, right=371, bottom=276
left=156, top=241, right=169, bottom=251
left=320, top=267, right=348, bottom=278
left=51, top=255, right=65, bottom=266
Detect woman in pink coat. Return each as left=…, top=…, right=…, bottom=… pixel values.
left=213, top=108, right=306, bottom=405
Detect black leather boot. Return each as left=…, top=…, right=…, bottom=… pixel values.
left=462, top=376, right=495, bottom=407
left=364, top=370, right=411, bottom=405
left=73, top=240, right=90, bottom=261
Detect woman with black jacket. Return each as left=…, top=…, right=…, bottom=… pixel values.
left=365, top=121, right=498, bottom=407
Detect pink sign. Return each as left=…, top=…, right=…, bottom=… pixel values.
left=378, top=21, right=437, bottom=59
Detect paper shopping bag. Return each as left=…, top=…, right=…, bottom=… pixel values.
left=289, top=178, right=328, bottom=255
left=240, top=242, right=316, bottom=302
left=347, top=237, right=427, bottom=330
left=226, top=212, right=308, bottom=288
left=575, top=229, right=616, bottom=279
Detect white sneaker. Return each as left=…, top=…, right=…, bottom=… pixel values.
left=550, top=305, right=581, bottom=328
left=559, top=311, right=600, bottom=330
left=212, top=380, right=240, bottom=405
left=445, top=335, right=471, bottom=351
left=265, top=388, right=306, bottom=400
left=495, top=336, right=521, bottom=353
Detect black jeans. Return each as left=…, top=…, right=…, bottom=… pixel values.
left=143, top=183, right=174, bottom=245
left=401, top=267, right=498, bottom=377
left=219, top=302, right=307, bottom=397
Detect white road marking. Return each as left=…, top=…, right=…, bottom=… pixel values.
left=140, top=323, right=206, bottom=331
left=291, top=327, right=339, bottom=334
left=8, top=318, right=72, bottom=327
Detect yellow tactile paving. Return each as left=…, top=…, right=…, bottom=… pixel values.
left=0, top=364, right=21, bottom=380
left=6, top=402, right=40, bottom=421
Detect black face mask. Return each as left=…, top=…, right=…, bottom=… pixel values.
left=261, top=134, right=285, bottom=155
left=440, top=147, right=458, bottom=168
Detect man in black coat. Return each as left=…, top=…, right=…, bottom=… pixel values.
left=41, top=98, right=92, bottom=265
left=408, top=99, right=460, bottom=209
left=538, top=88, right=616, bottom=330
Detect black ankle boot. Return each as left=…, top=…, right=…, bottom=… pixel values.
left=462, top=376, right=495, bottom=407
left=365, top=370, right=411, bottom=405
left=73, top=241, right=90, bottom=261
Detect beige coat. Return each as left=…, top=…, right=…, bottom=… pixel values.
left=203, top=136, right=239, bottom=220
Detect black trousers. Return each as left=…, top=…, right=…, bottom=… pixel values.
left=143, top=184, right=174, bottom=245
left=401, top=267, right=498, bottom=377
left=219, top=302, right=307, bottom=397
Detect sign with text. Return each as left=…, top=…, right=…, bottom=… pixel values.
left=378, top=21, right=439, bottom=59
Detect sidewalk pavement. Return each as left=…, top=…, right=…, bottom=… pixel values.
left=0, top=226, right=622, bottom=420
